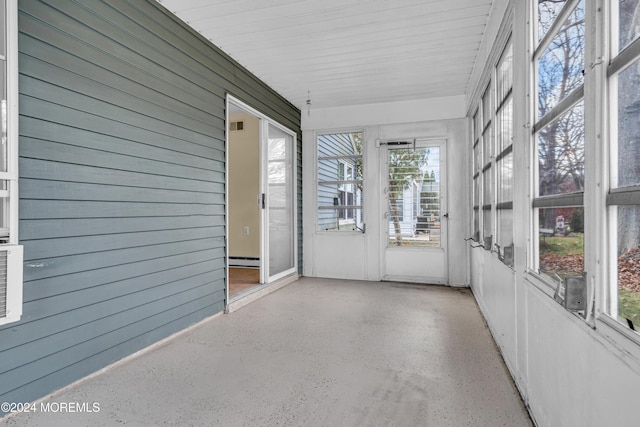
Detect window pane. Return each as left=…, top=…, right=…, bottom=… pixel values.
left=538, top=207, right=584, bottom=278
left=616, top=205, right=640, bottom=329
left=537, top=1, right=585, bottom=119
left=538, top=101, right=584, bottom=196
left=497, top=97, right=513, bottom=153
left=483, top=167, right=492, bottom=206
left=498, top=209, right=513, bottom=248
left=498, top=152, right=513, bottom=204
left=0, top=0, right=5, bottom=58
left=618, top=0, right=640, bottom=52
left=483, top=209, right=492, bottom=240
left=538, top=0, right=569, bottom=41
left=317, top=132, right=363, bottom=232
left=473, top=144, right=481, bottom=173
left=497, top=42, right=513, bottom=104
left=616, top=59, right=640, bottom=188
left=473, top=176, right=480, bottom=207
left=483, top=124, right=493, bottom=165
left=473, top=207, right=480, bottom=240
left=482, top=82, right=492, bottom=129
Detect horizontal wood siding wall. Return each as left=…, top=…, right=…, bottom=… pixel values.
left=0, top=0, right=301, bottom=407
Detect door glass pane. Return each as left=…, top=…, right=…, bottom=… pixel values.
left=388, top=146, right=440, bottom=247
left=267, top=124, right=294, bottom=277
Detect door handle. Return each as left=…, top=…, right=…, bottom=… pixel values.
left=443, top=213, right=449, bottom=219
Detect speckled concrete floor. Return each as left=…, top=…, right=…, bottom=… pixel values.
left=1, top=278, right=533, bottom=426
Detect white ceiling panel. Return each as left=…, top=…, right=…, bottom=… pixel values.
left=158, top=0, right=494, bottom=110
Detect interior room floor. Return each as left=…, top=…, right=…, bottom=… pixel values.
left=2, top=278, right=533, bottom=426
left=228, top=267, right=261, bottom=297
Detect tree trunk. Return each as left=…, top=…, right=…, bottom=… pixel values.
left=389, top=196, right=403, bottom=246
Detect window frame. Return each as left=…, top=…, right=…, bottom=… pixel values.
left=481, top=81, right=494, bottom=248
left=496, top=37, right=515, bottom=261
left=472, top=109, right=481, bottom=242
left=0, top=0, right=23, bottom=327
left=530, top=0, right=586, bottom=283
left=601, top=0, right=640, bottom=338
left=316, top=130, right=364, bottom=233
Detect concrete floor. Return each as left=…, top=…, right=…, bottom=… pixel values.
left=1, top=278, right=533, bottom=426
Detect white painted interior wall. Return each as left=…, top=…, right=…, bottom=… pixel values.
left=228, top=112, right=260, bottom=258
left=467, top=1, right=640, bottom=427
left=302, top=98, right=468, bottom=286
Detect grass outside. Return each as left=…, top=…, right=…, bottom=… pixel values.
left=619, top=289, right=640, bottom=327
left=539, top=233, right=584, bottom=256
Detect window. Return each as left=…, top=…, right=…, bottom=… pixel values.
left=606, top=0, right=640, bottom=332
left=481, top=82, right=494, bottom=247
left=533, top=0, right=585, bottom=281
left=317, top=132, right=363, bottom=231
left=496, top=39, right=514, bottom=261
left=472, top=111, right=481, bottom=241
left=0, top=0, right=22, bottom=326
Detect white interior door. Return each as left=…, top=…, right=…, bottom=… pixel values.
left=262, top=123, right=296, bottom=282
left=382, top=139, right=448, bottom=284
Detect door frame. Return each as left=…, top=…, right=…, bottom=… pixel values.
left=225, top=95, right=298, bottom=303
left=379, top=137, right=449, bottom=284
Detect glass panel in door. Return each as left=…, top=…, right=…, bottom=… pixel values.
left=266, top=124, right=295, bottom=280
left=387, top=146, right=441, bottom=247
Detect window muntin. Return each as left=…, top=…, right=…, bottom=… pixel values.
left=317, top=132, right=363, bottom=232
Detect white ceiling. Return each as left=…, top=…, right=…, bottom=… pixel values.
left=158, top=0, right=494, bottom=111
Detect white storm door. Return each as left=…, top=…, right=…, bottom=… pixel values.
left=263, top=123, right=296, bottom=282
left=383, top=139, right=448, bottom=284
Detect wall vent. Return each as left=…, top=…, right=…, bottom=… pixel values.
left=0, top=245, right=24, bottom=325
left=230, top=121, right=244, bottom=131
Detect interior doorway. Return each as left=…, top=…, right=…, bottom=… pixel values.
left=226, top=96, right=297, bottom=302
left=227, top=103, right=261, bottom=297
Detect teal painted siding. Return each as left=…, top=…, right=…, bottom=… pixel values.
left=0, top=0, right=301, bottom=408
